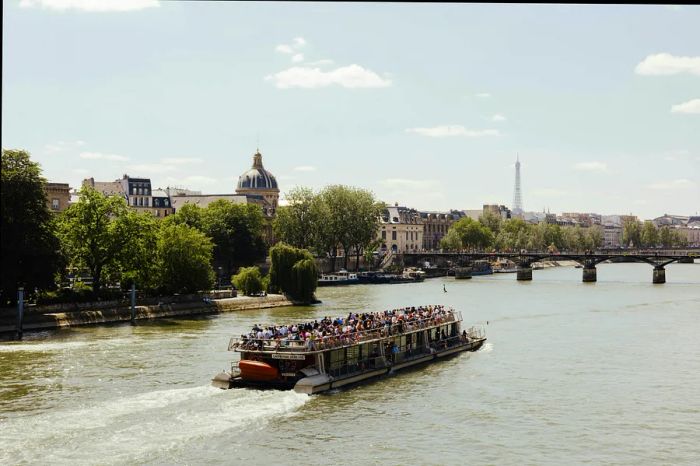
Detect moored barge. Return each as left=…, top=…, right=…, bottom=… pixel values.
left=212, top=305, right=486, bottom=394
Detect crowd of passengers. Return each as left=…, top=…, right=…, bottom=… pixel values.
left=238, top=305, right=454, bottom=350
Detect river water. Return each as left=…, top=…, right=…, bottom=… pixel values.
left=1, top=263, right=699, bottom=465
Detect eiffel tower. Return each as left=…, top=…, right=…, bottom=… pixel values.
left=512, top=154, right=523, bottom=215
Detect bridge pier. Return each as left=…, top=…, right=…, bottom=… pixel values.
left=653, top=266, right=666, bottom=284
left=582, top=266, right=597, bottom=283
left=516, top=266, right=532, bottom=281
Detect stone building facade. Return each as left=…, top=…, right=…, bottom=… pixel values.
left=44, top=182, right=71, bottom=213
left=420, top=210, right=464, bottom=250
left=378, top=204, right=424, bottom=253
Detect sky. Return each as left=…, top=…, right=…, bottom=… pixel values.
left=2, top=1, right=699, bottom=220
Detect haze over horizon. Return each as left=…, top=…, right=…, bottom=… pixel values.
left=2, top=1, right=699, bottom=219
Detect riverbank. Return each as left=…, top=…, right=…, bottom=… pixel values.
left=0, top=294, right=293, bottom=339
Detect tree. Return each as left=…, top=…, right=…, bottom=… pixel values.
left=658, top=226, right=674, bottom=247
left=163, top=203, right=204, bottom=231
left=449, top=217, right=493, bottom=251
left=157, top=223, right=215, bottom=294
left=105, top=211, right=160, bottom=291
left=346, top=189, right=384, bottom=271
left=1, top=149, right=64, bottom=304
left=273, top=187, right=319, bottom=250
left=201, top=200, right=266, bottom=277
left=478, top=210, right=502, bottom=236
left=641, top=221, right=659, bottom=247
left=439, top=229, right=462, bottom=251
left=622, top=219, right=642, bottom=248
left=232, top=266, right=264, bottom=296
left=58, top=186, right=128, bottom=293
left=268, top=242, right=317, bottom=303
left=318, top=185, right=354, bottom=270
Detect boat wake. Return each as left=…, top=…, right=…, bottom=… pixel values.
left=0, top=341, right=91, bottom=353
left=478, top=342, right=493, bottom=353
left=0, top=385, right=309, bottom=464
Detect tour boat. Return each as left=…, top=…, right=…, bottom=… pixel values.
left=317, top=270, right=359, bottom=286
left=492, top=259, right=517, bottom=273
left=212, top=305, right=486, bottom=394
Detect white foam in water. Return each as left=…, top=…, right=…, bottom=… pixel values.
left=0, top=386, right=310, bottom=464
left=0, top=341, right=91, bottom=352
left=479, top=342, right=493, bottom=353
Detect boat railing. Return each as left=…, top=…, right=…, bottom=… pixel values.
left=229, top=310, right=460, bottom=353
left=465, top=325, right=486, bottom=340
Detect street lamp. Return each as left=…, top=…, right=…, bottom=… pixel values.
left=217, top=267, right=222, bottom=290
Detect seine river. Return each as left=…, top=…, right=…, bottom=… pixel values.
left=1, top=263, right=699, bottom=465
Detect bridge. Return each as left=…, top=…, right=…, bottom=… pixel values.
left=397, top=248, right=699, bottom=284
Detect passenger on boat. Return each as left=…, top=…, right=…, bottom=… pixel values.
left=236, top=305, right=454, bottom=351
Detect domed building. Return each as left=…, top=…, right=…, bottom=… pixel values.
left=235, top=149, right=279, bottom=215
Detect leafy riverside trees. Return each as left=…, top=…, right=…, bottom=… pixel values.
left=268, top=243, right=318, bottom=304
left=163, top=200, right=267, bottom=278
left=58, top=186, right=215, bottom=295
left=1, top=150, right=64, bottom=305
left=440, top=215, right=607, bottom=252
left=273, top=185, right=384, bottom=271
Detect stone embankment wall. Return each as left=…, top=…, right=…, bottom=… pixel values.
left=0, top=295, right=293, bottom=337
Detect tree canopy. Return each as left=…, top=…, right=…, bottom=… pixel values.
left=1, top=149, right=64, bottom=304
left=268, top=242, right=317, bottom=303
left=157, top=223, right=215, bottom=294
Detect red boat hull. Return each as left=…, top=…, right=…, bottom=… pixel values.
left=239, top=360, right=279, bottom=381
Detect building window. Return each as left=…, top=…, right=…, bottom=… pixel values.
left=392, top=231, right=397, bottom=240
left=382, top=231, right=386, bottom=240
left=139, top=197, right=143, bottom=207
left=133, top=197, right=138, bottom=206
left=145, top=198, right=149, bottom=207
left=51, top=199, right=59, bottom=210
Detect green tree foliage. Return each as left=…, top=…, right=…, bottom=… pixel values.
left=106, top=212, right=160, bottom=290
left=231, top=266, right=264, bottom=296
left=274, top=185, right=383, bottom=271
left=448, top=217, right=494, bottom=250
left=163, top=203, right=204, bottom=230
left=157, top=223, right=215, bottom=294
left=272, top=187, right=320, bottom=250
left=640, top=221, right=659, bottom=247
left=268, top=242, right=317, bottom=303
left=478, top=210, right=502, bottom=235
left=201, top=200, right=266, bottom=277
left=57, top=186, right=151, bottom=293
left=439, top=229, right=463, bottom=251
left=291, top=258, right=318, bottom=304
left=622, top=219, right=642, bottom=248
left=1, top=149, right=64, bottom=304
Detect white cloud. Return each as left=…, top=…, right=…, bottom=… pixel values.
left=671, top=98, right=700, bottom=114
left=491, top=114, right=507, bottom=122
left=293, top=166, right=316, bottom=172
left=635, top=53, right=700, bottom=76
left=574, top=161, right=608, bottom=172
left=265, top=64, right=392, bottom=89
left=405, top=126, right=499, bottom=138
left=292, top=53, right=304, bottom=63
left=276, top=37, right=306, bottom=56
left=648, top=179, right=694, bottom=190
left=475, top=92, right=491, bottom=98
left=43, top=140, right=86, bottom=154
left=19, top=0, right=159, bottom=12
left=160, top=157, right=203, bottom=165
left=275, top=44, right=294, bottom=54
left=80, top=151, right=129, bottom=161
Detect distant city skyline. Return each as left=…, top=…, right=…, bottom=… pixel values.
left=2, top=2, right=699, bottom=218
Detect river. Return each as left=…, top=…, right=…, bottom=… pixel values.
left=1, top=263, right=699, bottom=465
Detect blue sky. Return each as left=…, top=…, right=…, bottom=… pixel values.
left=2, top=1, right=699, bottom=219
